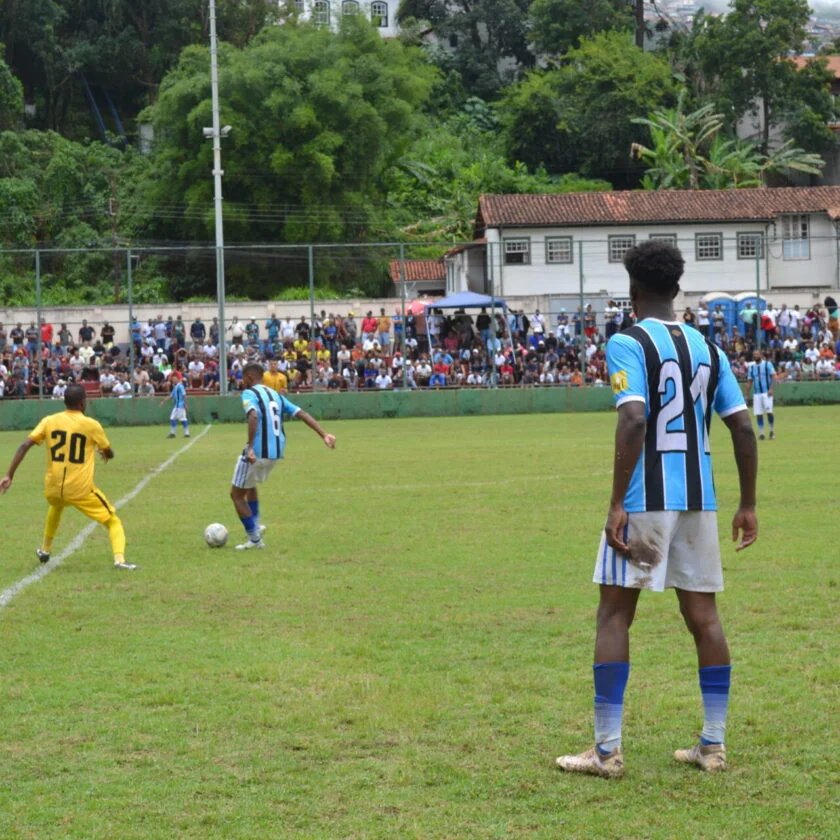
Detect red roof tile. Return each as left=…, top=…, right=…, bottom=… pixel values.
left=389, top=259, right=445, bottom=284
left=791, top=56, right=840, bottom=77
left=476, top=187, right=840, bottom=232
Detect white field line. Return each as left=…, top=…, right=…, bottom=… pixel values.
left=0, top=424, right=212, bottom=612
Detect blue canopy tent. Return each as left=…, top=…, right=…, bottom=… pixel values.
left=424, top=292, right=511, bottom=382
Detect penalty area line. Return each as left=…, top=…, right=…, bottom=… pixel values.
left=0, top=424, right=212, bottom=613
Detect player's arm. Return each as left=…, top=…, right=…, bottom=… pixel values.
left=246, top=409, right=259, bottom=463
left=295, top=410, right=336, bottom=449
left=0, top=436, right=38, bottom=493
left=605, top=401, right=646, bottom=553
left=604, top=335, right=647, bottom=553
left=722, top=409, right=758, bottom=551
left=768, top=364, right=776, bottom=396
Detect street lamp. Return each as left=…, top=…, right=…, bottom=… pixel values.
left=204, top=0, right=229, bottom=394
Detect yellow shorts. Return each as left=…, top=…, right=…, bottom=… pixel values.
left=46, top=487, right=117, bottom=524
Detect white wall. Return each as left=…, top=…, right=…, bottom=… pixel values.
left=291, top=0, right=400, bottom=38
left=471, top=219, right=839, bottom=297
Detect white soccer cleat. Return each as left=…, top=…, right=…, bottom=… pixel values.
left=235, top=539, right=265, bottom=551
left=673, top=742, right=727, bottom=773
left=259, top=524, right=266, bottom=535
left=555, top=746, right=624, bottom=779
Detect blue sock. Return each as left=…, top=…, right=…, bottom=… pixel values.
left=594, top=662, right=630, bottom=754
left=182, top=421, right=189, bottom=432
left=170, top=421, right=177, bottom=433
left=757, top=416, right=765, bottom=433
left=239, top=515, right=259, bottom=542
left=767, top=413, right=774, bottom=431
left=699, top=665, right=731, bottom=745
left=248, top=500, right=259, bottom=521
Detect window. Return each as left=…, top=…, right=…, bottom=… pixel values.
left=449, top=34, right=459, bottom=48
left=371, top=0, right=388, bottom=26
left=695, top=233, right=723, bottom=261
left=782, top=214, right=810, bottom=260
left=608, top=235, right=636, bottom=263
left=737, top=232, right=764, bottom=260
left=342, top=0, right=359, bottom=13
left=294, top=0, right=304, bottom=10
left=545, top=237, right=573, bottom=264
left=313, top=0, right=330, bottom=24
left=504, top=238, right=531, bottom=265
left=649, top=233, right=677, bottom=245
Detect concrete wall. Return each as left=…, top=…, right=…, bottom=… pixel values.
left=1, top=380, right=839, bottom=430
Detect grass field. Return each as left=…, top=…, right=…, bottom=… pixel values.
left=0, top=408, right=836, bottom=840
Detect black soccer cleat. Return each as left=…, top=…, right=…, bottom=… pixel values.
left=36, top=548, right=50, bottom=564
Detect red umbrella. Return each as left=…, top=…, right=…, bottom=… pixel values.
left=404, top=299, right=436, bottom=316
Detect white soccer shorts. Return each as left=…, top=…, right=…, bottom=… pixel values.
left=170, top=407, right=187, bottom=422
left=231, top=454, right=278, bottom=489
left=752, top=393, right=774, bottom=416
left=593, top=510, right=723, bottom=593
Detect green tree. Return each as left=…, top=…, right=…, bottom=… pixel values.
left=388, top=109, right=610, bottom=240
left=0, top=43, right=23, bottom=130
left=398, top=0, right=534, bottom=99
left=140, top=17, right=437, bottom=296
left=502, top=31, right=676, bottom=181
left=631, top=93, right=825, bottom=190
left=690, top=0, right=834, bottom=152
left=528, top=0, right=633, bottom=57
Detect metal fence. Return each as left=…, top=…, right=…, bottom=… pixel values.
left=0, top=236, right=834, bottom=399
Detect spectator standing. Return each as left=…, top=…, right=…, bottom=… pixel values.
left=360, top=311, right=377, bottom=342
left=392, top=309, right=404, bottom=350
left=343, top=312, right=357, bottom=347
left=209, top=317, right=220, bottom=347
left=604, top=301, right=622, bottom=339
left=78, top=319, right=95, bottom=345
left=173, top=316, right=186, bottom=348
left=25, top=322, right=39, bottom=356
left=265, top=314, right=280, bottom=351
left=191, top=317, right=206, bottom=347
left=532, top=308, right=546, bottom=338
left=697, top=303, right=710, bottom=337
left=101, top=321, right=115, bottom=347
left=40, top=320, right=54, bottom=349
left=583, top=305, right=596, bottom=339
left=281, top=317, right=295, bottom=342
left=246, top=317, right=260, bottom=347
left=712, top=305, right=725, bottom=342
left=10, top=323, right=24, bottom=349
left=228, top=316, right=245, bottom=346
left=153, top=318, right=167, bottom=349
left=683, top=307, right=696, bottom=328
left=0, top=323, right=6, bottom=354
left=476, top=308, right=492, bottom=347
left=377, top=309, right=391, bottom=349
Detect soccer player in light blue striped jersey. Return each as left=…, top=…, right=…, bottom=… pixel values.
left=556, top=240, right=758, bottom=779
left=746, top=350, right=776, bottom=440
left=160, top=373, right=190, bottom=438
left=230, top=362, right=336, bottom=550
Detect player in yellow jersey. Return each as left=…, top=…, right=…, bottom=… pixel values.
left=0, top=384, right=136, bottom=570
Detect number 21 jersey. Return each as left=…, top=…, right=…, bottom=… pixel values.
left=242, top=384, right=301, bottom=460
left=29, top=410, right=110, bottom=501
left=606, top=320, right=746, bottom=512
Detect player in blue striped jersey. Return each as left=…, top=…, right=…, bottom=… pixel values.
left=160, top=373, right=190, bottom=438
left=746, top=350, right=776, bottom=440
left=556, top=240, right=758, bottom=779
left=230, top=362, right=336, bottom=550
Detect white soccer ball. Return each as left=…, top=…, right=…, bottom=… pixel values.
left=204, top=523, right=229, bottom=548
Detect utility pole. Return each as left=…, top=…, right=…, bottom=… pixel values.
left=205, top=0, right=229, bottom=395
left=635, top=0, right=645, bottom=49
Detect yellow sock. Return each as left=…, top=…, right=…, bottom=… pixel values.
left=105, top=515, right=127, bottom=561
left=43, top=505, right=63, bottom=553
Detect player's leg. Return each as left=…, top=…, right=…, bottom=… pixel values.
left=667, top=512, right=728, bottom=771
left=230, top=454, right=263, bottom=549
left=673, top=589, right=730, bottom=772
left=168, top=408, right=178, bottom=438
left=38, top=500, right=65, bottom=562
left=71, top=490, right=137, bottom=569
left=765, top=396, right=775, bottom=439
left=752, top=395, right=765, bottom=439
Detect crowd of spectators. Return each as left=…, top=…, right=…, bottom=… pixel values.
left=1, top=297, right=839, bottom=398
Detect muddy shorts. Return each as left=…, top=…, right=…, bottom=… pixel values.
left=592, top=511, right=723, bottom=593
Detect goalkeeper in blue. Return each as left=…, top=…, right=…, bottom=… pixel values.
left=231, top=363, right=336, bottom=550
left=556, top=240, right=758, bottom=779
